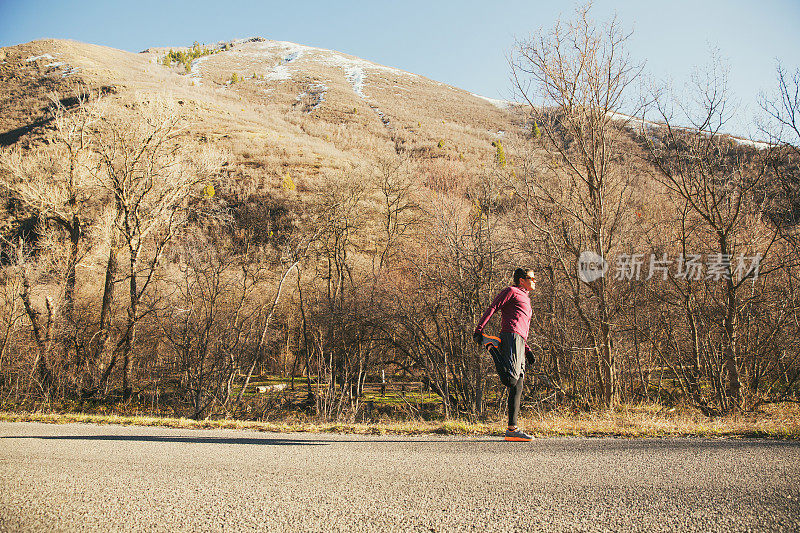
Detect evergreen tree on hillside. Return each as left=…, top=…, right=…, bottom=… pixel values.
left=494, top=141, right=506, bottom=167
left=531, top=120, right=541, bottom=139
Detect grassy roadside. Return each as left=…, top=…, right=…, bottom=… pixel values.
left=2, top=403, right=799, bottom=439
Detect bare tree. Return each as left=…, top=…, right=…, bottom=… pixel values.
left=373, top=156, right=419, bottom=272
left=759, top=64, right=800, bottom=233
left=510, top=3, right=642, bottom=406
left=760, top=64, right=800, bottom=153
left=391, top=177, right=511, bottom=418
left=158, top=228, right=266, bottom=419
left=233, top=259, right=299, bottom=408
left=0, top=252, right=24, bottom=378
left=0, top=86, right=101, bottom=391
left=642, top=58, right=780, bottom=411
left=91, top=97, right=222, bottom=399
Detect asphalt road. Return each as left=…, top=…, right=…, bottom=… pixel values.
left=0, top=422, right=798, bottom=532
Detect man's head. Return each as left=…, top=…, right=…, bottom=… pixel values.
left=513, top=267, right=537, bottom=292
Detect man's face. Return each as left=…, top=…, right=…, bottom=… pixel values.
left=519, top=271, right=536, bottom=292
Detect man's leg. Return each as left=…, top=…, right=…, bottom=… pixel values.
left=507, top=373, right=524, bottom=428
left=504, top=373, right=532, bottom=441
left=501, top=333, right=531, bottom=440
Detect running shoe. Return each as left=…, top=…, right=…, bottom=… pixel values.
left=504, top=428, right=533, bottom=441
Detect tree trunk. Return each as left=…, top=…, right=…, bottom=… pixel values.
left=442, top=352, right=450, bottom=418
left=723, top=276, right=742, bottom=409
left=62, top=216, right=80, bottom=323
left=95, top=205, right=122, bottom=393
left=122, top=248, right=139, bottom=401
left=296, top=266, right=315, bottom=404
left=235, top=262, right=299, bottom=406
left=719, top=235, right=741, bottom=412
left=62, top=218, right=82, bottom=389
left=21, top=270, right=52, bottom=392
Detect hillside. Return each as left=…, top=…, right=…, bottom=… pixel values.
left=0, top=37, right=523, bottom=188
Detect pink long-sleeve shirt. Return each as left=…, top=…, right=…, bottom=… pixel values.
left=475, top=286, right=532, bottom=340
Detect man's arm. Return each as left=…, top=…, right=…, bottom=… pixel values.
left=473, top=288, right=511, bottom=342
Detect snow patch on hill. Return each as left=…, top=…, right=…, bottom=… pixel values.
left=730, top=137, right=770, bottom=150
left=60, top=66, right=79, bottom=78
left=608, top=111, right=770, bottom=150
left=189, top=56, right=210, bottom=84
left=607, top=111, right=660, bottom=131
left=26, top=54, right=56, bottom=62
left=265, top=64, right=292, bottom=81
left=242, top=39, right=416, bottom=96
left=472, top=94, right=514, bottom=109
left=296, top=82, right=328, bottom=113
left=260, top=41, right=315, bottom=53
left=282, top=50, right=303, bottom=63
left=25, top=52, right=78, bottom=79
left=323, top=54, right=414, bottom=78
left=253, top=40, right=416, bottom=77
left=344, top=66, right=365, bottom=97
left=190, top=39, right=418, bottom=100
left=156, top=38, right=416, bottom=114
left=231, top=41, right=314, bottom=84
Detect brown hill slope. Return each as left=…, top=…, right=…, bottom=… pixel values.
left=0, top=38, right=522, bottom=183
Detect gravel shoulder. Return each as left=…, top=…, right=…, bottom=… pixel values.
left=1, top=422, right=799, bottom=532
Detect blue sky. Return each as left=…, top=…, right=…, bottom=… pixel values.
left=1, top=0, right=798, bottom=136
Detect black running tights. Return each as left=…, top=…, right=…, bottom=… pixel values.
left=507, top=373, right=524, bottom=427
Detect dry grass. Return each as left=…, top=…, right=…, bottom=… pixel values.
left=524, top=402, right=800, bottom=439
left=2, top=402, right=798, bottom=439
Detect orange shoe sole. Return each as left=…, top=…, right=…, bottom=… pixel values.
left=504, top=436, right=532, bottom=442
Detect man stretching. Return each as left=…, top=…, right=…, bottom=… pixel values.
left=474, top=268, right=536, bottom=441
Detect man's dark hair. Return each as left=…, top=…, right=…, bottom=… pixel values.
left=513, top=267, right=534, bottom=285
